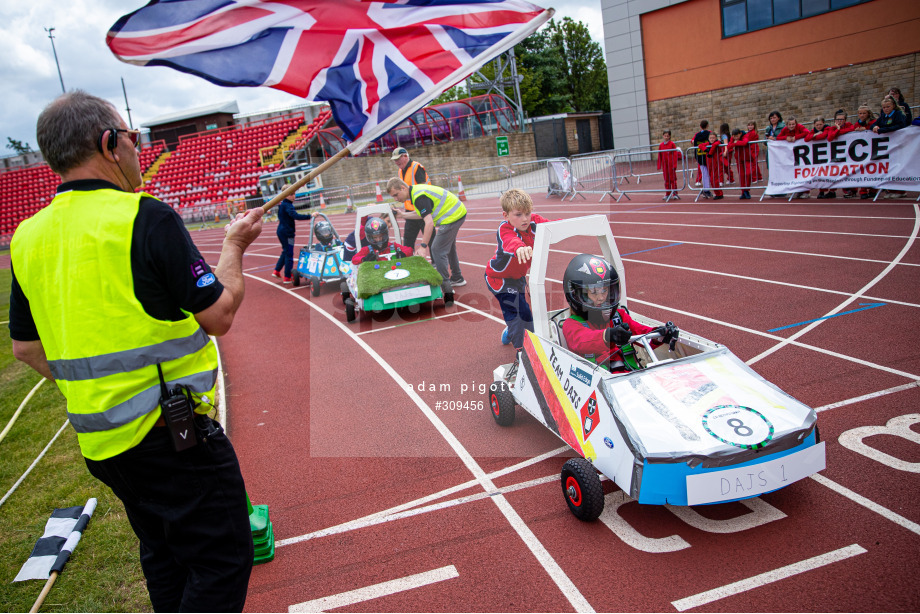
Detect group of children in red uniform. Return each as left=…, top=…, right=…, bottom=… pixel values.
left=657, top=87, right=913, bottom=201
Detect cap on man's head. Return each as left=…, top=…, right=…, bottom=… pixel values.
left=390, top=147, right=409, bottom=160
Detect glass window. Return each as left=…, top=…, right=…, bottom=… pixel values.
left=722, top=0, right=873, bottom=37
left=747, top=0, right=773, bottom=31
left=723, top=3, right=747, bottom=36
left=802, top=0, right=829, bottom=16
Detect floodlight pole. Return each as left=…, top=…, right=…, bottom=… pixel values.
left=44, top=27, right=65, bottom=94
left=121, top=78, right=134, bottom=129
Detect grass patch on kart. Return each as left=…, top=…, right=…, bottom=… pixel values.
left=355, top=256, right=443, bottom=299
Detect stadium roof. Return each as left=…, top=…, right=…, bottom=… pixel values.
left=141, top=101, right=240, bottom=128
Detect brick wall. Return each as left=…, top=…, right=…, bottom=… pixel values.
left=647, top=53, right=919, bottom=146
left=319, top=132, right=537, bottom=189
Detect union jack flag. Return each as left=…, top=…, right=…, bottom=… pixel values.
left=107, top=0, right=551, bottom=150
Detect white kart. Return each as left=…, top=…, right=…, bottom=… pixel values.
left=488, top=215, right=825, bottom=519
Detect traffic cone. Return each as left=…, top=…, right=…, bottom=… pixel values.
left=319, top=192, right=326, bottom=209
left=457, top=175, right=466, bottom=202
left=346, top=193, right=354, bottom=213
left=375, top=182, right=383, bottom=203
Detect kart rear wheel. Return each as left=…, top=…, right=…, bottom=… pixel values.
left=340, top=281, right=351, bottom=300
left=488, top=381, right=515, bottom=426
left=292, top=271, right=301, bottom=287
left=345, top=298, right=357, bottom=323
left=311, top=280, right=321, bottom=297
left=560, top=458, right=604, bottom=521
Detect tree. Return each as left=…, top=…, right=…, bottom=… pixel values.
left=516, top=17, right=609, bottom=117
left=6, top=137, right=33, bottom=155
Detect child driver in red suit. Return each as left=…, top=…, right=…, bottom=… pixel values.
left=561, top=254, right=679, bottom=373
left=351, top=216, right=412, bottom=264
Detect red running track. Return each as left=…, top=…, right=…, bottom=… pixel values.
left=192, top=191, right=920, bottom=612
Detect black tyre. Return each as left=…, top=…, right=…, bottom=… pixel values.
left=345, top=298, right=357, bottom=323
left=311, top=280, right=321, bottom=297
left=292, top=270, right=301, bottom=287
left=339, top=281, right=351, bottom=300
left=488, top=381, right=515, bottom=426
left=560, top=458, right=604, bottom=521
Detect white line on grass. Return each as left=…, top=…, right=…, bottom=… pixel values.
left=747, top=204, right=919, bottom=365
left=245, top=275, right=594, bottom=613
left=288, top=565, right=459, bottom=613
left=671, top=544, right=867, bottom=611
left=0, top=420, right=69, bottom=509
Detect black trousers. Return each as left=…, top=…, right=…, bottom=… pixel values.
left=85, top=416, right=253, bottom=612
left=402, top=218, right=426, bottom=249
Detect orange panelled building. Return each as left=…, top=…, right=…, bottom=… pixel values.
left=602, top=0, right=919, bottom=148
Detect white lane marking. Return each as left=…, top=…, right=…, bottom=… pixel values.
left=462, top=210, right=916, bottom=221
left=809, top=473, right=920, bottom=536
left=213, top=336, right=227, bottom=428
left=276, top=474, right=559, bottom=547
left=671, top=544, right=867, bottom=612
left=815, top=381, right=920, bottom=412
left=289, top=565, right=459, bottom=613
left=276, top=446, right=568, bottom=546
left=631, top=298, right=920, bottom=381
left=747, top=203, right=919, bottom=365
left=245, top=275, right=594, bottom=613
left=458, top=244, right=920, bottom=309
left=354, top=309, right=472, bottom=335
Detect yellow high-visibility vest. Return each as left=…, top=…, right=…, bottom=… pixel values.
left=410, top=184, right=466, bottom=225
left=11, top=187, right=218, bottom=460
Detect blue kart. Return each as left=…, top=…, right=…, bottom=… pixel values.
left=292, top=213, right=351, bottom=297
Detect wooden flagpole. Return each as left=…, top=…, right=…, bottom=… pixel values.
left=29, top=571, right=58, bottom=613
left=261, top=147, right=352, bottom=213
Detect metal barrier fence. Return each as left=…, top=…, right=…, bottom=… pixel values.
left=610, top=146, right=687, bottom=202
left=448, top=165, right=511, bottom=199
left=569, top=154, right=616, bottom=201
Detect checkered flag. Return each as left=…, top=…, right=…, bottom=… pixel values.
left=14, top=498, right=97, bottom=582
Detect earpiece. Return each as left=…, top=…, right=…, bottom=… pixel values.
left=97, top=129, right=117, bottom=153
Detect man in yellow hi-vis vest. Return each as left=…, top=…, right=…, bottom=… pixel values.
left=9, top=91, right=263, bottom=612
left=387, top=177, right=467, bottom=306
left=390, top=147, right=429, bottom=248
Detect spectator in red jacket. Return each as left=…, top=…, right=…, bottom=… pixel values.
left=700, top=132, right=724, bottom=200
left=820, top=110, right=857, bottom=199
left=747, top=121, right=763, bottom=183
left=775, top=116, right=809, bottom=142
left=657, top=129, right=682, bottom=200
left=485, top=188, right=555, bottom=352
left=852, top=105, right=878, bottom=200
left=806, top=117, right=833, bottom=199
left=351, top=216, right=412, bottom=264
left=724, top=127, right=754, bottom=199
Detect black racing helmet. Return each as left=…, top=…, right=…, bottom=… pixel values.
left=563, top=254, right=620, bottom=323
left=364, top=217, right=389, bottom=252
left=313, top=219, right=335, bottom=245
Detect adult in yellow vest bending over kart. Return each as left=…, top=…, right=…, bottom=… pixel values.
left=387, top=178, right=467, bottom=306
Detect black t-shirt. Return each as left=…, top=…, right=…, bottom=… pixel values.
left=9, top=179, right=223, bottom=341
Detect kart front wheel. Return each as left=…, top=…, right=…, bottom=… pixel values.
left=560, top=458, right=604, bottom=521
left=488, top=381, right=515, bottom=426
left=311, top=280, right=321, bottom=297
left=292, top=270, right=301, bottom=287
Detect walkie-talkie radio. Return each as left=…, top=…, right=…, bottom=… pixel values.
left=157, top=363, right=197, bottom=452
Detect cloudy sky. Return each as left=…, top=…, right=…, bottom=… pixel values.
left=0, top=0, right=603, bottom=153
